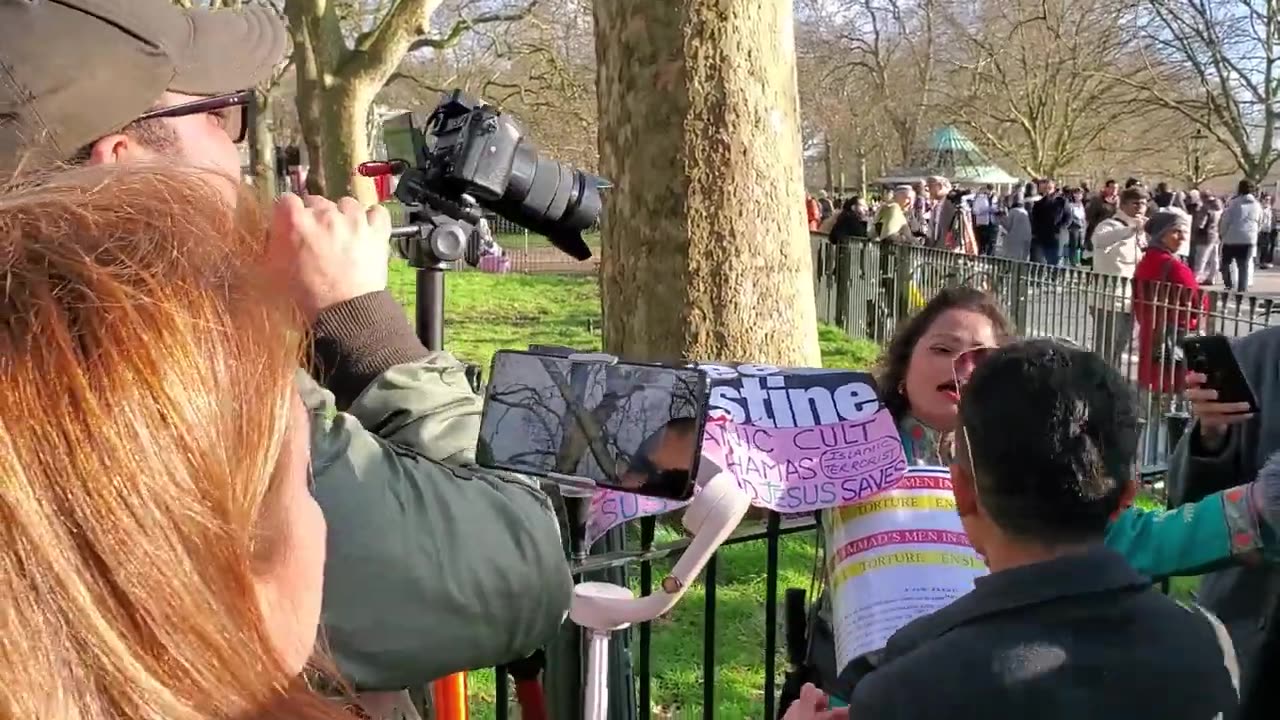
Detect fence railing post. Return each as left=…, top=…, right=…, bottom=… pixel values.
left=637, top=517, right=656, bottom=716
left=762, top=512, right=782, bottom=719
left=1010, top=260, right=1030, bottom=333
left=887, top=243, right=906, bottom=325
left=701, top=554, right=719, bottom=720
left=834, top=242, right=853, bottom=329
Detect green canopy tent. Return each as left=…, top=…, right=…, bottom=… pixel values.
left=876, top=126, right=1021, bottom=187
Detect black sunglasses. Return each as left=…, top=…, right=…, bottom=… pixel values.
left=135, top=89, right=253, bottom=143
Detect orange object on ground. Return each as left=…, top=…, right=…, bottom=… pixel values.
left=431, top=673, right=468, bottom=720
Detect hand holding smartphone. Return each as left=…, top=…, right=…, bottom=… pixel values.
left=1180, top=335, right=1258, bottom=447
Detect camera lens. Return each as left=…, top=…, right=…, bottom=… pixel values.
left=493, top=142, right=603, bottom=260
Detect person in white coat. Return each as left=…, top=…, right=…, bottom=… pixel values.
left=1219, top=179, right=1264, bottom=291
left=1089, top=186, right=1149, bottom=366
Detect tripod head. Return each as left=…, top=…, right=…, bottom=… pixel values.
left=358, top=159, right=485, bottom=270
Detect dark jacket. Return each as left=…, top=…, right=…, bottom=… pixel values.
left=1029, top=192, right=1070, bottom=246
left=303, top=290, right=573, bottom=689
left=1168, top=325, right=1280, bottom=718
left=1194, top=197, right=1224, bottom=246
left=844, top=548, right=1240, bottom=720
left=830, top=207, right=869, bottom=243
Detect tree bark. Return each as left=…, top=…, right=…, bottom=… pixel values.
left=824, top=135, right=835, bottom=193
left=313, top=83, right=374, bottom=203
left=249, top=89, right=277, bottom=207
left=283, top=0, right=537, bottom=201
left=284, top=0, right=451, bottom=202
left=593, top=0, right=821, bottom=368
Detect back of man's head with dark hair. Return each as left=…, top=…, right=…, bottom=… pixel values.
left=1239, top=179, right=1256, bottom=196
left=671, top=415, right=699, bottom=430
left=958, top=340, right=1138, bottom=545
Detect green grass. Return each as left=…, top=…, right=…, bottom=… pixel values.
left=396, top=264, right=605, bottom=370
left=388, top=261, right=878, bottom=374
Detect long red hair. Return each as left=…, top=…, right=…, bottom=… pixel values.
left=0, top=165, right=347, bottom=720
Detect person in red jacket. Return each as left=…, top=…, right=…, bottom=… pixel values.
left=807, top=194, right=822, bottom=231
left=1133, top=209, right=1203, bottom=393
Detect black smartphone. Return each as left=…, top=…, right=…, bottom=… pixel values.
left=478, top=350, right=711, bottom=500
left=1180, top=335, right=1259, bottom=412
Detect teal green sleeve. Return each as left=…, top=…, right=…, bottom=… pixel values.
left=1105, top=485, right=1266, bottom=579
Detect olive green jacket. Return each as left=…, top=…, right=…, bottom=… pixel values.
left=298, top=354, right=572, bottom=690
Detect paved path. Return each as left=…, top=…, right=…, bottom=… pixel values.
left=1229, top=266, right=1280, bottom=298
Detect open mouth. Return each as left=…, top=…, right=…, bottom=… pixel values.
left=937, top=380, right=960, bottom=401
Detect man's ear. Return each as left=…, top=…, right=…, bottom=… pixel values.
left=84, top=133, right=133, bottom=166
left=950, top=461, right=979, bottom=518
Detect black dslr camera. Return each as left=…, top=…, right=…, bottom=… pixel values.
left=371, top=89, right=604, bottom=266
left=360, top=89, right=607, bottom=355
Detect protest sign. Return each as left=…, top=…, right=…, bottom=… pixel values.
left=585, top=363, right=908, bottom=548
left=825, top=466, right=986, bottom=667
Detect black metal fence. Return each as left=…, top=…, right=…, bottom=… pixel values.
left=495, top=512, right=818, bottom=720
left=470, top=233, right=1280, bottom=719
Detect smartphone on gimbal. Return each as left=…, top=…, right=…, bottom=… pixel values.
left=477, top=350, right=710, bottom=500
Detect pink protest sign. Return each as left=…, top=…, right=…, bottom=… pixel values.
left=584, top=364, right=908, bottom=548
left=705, top=410, right=905, bottom=510
left=585, top=490, right=688, bottom=545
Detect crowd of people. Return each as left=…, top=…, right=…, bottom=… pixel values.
left=810, top=174, right=1280, bottom=400
left=808, top=176, right=1280, bottom=294
left=2, top=2, right=1279, bottom=720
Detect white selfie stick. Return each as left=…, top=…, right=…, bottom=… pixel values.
left=569, top=471, right=752, bottom=720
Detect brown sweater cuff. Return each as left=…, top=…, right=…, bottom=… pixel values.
left=311, top=290, right=429, bottom=410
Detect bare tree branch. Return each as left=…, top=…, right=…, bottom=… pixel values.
left=408, top=0, right=540, bottom=52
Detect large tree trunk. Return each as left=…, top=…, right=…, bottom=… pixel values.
left=593, top=0, right=821, bottom=367
left=285, top=31, right=373, bottom=198
left=310, top=84, right=376, bottom=203
left=284, top=0, right=440, bottom=203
